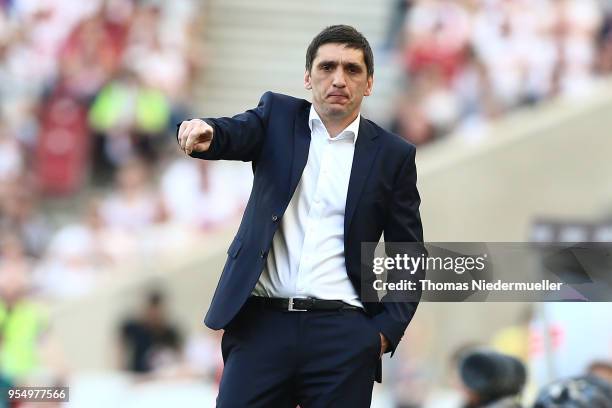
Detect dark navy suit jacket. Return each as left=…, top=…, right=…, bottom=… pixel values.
left=187, top=91, right=424, bottom=356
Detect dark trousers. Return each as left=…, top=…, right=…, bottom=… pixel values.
left=216, top=302, right=381, bottom=407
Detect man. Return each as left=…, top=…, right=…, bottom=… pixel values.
left=118, top=290, right=182, bottom=374
left=178, top=25, right=423, bottom=407
left=458, top=350, right=526, bottom=408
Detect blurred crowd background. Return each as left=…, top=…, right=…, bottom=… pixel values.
left=1, top=0, right=612, bottom=407
left=388, top=0, right=612, bottom=144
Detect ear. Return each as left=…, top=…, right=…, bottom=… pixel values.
left=364, top=75, right=373, bottom=96
left=304, top=70, right=312, bottom=90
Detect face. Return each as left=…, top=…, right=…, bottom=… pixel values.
left=304, top=43, right=373, bottom=124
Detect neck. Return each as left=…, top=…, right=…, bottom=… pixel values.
left=315, top=107, right=359, bottom=138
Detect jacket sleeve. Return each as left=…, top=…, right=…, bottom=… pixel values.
left=373, top=146, right=425, bottom=356
left=176, top=91, right=273, bottom=162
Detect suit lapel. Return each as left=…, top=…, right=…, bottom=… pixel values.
left=288, top=102, right=311, bottom=202
left=344, top=118, right=381, bottom=236
left=288, top=106, right=381, bottom=236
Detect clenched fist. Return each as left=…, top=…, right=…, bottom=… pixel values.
left=178, top=119, right=214, bottom=155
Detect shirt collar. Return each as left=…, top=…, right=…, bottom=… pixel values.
left=308, top=105, right=360, bottom=144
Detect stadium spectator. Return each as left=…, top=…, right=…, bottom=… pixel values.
left=458, top=349, right=526, bottom=408
left=0, top=259, right=47, bottom=383
left=36, top=82, right=90, bottom=195
left=88, top=69, right=172, bottom=179
left=32, top=204, right=109, bottom=299
left=0, top=178, right=51, bottom=259
left=403, top=0, right=471, bottom=83
left=533, top=375, right=612, bottom=408
left=100, top=157, right=165, bottom=232
left=118, top=290, right=183, bottom=375
left=159, top=156, right=251, bottom=230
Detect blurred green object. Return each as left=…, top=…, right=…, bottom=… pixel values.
left=88, top=81, right=171, bottom=134
left=0, top=301, right=46, bottom=381
left=135, top=88, right=171, bottom=134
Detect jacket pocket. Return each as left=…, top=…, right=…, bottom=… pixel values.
left=360, top=312, right=382, bottom=359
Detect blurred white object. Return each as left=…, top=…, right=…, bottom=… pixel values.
left=160, top=159, right=252, bottom=228
left=121, top=380, right=217, bottom=408
left=67, top=372, right=132, bottom=408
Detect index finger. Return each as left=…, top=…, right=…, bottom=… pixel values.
left=178, top=121, right=191, bottom=151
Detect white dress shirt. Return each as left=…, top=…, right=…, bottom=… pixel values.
left=252, top=106, right=363, bottom=308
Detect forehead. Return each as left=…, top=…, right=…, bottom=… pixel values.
left=313, top=43, right=366, bottom=66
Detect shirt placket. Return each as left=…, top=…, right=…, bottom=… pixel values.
left=295, top=132, right=331, bottom=295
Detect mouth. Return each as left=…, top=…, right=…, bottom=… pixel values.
left=327, top=93, right=349, bottom=101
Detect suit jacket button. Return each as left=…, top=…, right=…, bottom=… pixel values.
left=260, top=250, right=267, bottom=258
left=271, top=215, right=278, bottom=222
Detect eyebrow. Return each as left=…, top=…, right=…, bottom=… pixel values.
left=317, top=60, right=364, bottom=71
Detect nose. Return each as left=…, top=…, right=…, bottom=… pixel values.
left=332, top=69, right=346, bottom=88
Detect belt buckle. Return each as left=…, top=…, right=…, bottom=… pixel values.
left=288, top=297, right=308, bottom=312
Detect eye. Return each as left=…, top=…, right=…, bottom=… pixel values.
left=322, top=64, right=332, bottom=71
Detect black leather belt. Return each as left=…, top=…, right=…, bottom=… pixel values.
left=247, top=296, right=360, bottom=312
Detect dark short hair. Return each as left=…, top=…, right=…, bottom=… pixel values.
left=305, top=25, right=374, bottom=77
left=147, top=290, right=164, bottom=306
left=459, top=350, right=526, bottom=404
